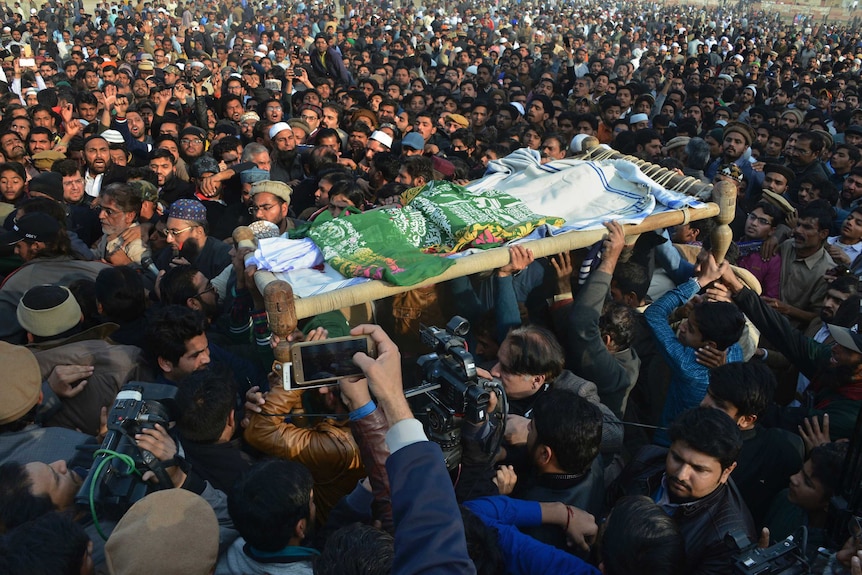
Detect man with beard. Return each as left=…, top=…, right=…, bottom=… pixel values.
left=82, top=135, right=128, bottom=199
left=211, top=168, right=268, bottom=241
left=149, top=148, right=194, bottom=206
left=249, top=180, right=303, bottom=234
left=179, top=126, right=209, bottom=166
left=92, top=183, right=150, bottom=266
left=147, top=304, right=265, bottom=396
left=1, top=131, right=27, bottom=166
left=773, top=203, right=836, bottom=329
left=157, top=199, right=232, bottom=280
left=268, top=122, right=303, bottom=184
left=704, top=123, right=759, bottom=192
left=711, top=264, right=862, bottom=442
left=614, top=407, right=754, bottom=574
left=158, top=264, right=224, bottom=326
left=634, top=129, right=663, bottom=163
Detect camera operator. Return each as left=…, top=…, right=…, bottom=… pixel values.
left=483, top=325, right=623, bottom=469
left=0, top=414, right=232, bottom=573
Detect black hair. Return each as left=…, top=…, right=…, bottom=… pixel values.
left=228, top=460, right=314, bottom=551
left=51, top=158, right=82, bottom=178
left=95, top=266, right=146, bottom=323
left=501, top=325, right=565, bottom=382
left=0, top=511, right=89, bottom=575
left=573, top=113, right=598, bottom=131
left=599, top=300, right=637, bottom=350
left=0, top=462, right=55, bottom=533
left=635, top=128, right=662, bottom=148
left=313, top=523, right=394, bottom=575
left=798, top=201, right=834, bottom=232
left=400, top=155, right=433, bottom=184
left=612, top=261, right=650, bottom=303
left=532, top=388, right=602, bottom=474
left=708, top=362, right=776, bottom=418
left=691, top=301, right=745, bottom=350
left=158, top=265, right=200, bottom=307
left=668, top=407, right=743, bottom=470
left=371, top=152, right=401, bottom=183
left=149, top=147, right=176, bottom=164
left=145, top=305, right=207, bottom=366
left=809, top=442, right=848, bottom=497
left=0, top=161, right=25, bottom=180
left=601, top=496, right=685, bottom=575
left=459, top=506, right=506, bottom=575
left=752, top=201, right=785, bottom=227
left=175, top=366, right=236, bottom=444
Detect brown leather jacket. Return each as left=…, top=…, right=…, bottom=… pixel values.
left=244, top=384, right=366, bottom=524
left=349, top=407, right=393, bottom=532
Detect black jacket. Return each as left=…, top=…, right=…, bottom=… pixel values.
left=612, top=445, right=756, bottom=575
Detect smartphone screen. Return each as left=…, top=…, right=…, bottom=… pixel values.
left=292, top=336, right=374, bottom=385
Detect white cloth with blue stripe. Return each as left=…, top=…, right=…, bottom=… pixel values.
left=469, top=148, right=707, bottom=232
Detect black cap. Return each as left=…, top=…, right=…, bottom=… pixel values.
left=27, top=172, right=64, bottom=201
left=763, top=163, right=795, bottom=183
left=0, top=212, right=60, bottom=245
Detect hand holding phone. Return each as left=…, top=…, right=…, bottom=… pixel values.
left=291, top=335, right=377, bottom=385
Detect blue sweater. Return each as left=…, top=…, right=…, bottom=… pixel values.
left=644, top=279, right=743, bottom=445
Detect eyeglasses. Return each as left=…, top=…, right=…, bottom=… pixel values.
left=97, top=205, right=123, bottom=217
left=788, top=146, right=813, bottom=156
left=248, top=204, right=277, bottom=214
left=746, top=213, right=773, bottom=226
left=165, top=225, right=198, bottom=237
left=300, top=114, right=318, bottom=121
left=193, top=282, right=217, bottom=299
left=180, top=138, right=204, bottom=145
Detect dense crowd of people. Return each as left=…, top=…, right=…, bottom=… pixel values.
left=1, top=0, right=862, bottom=573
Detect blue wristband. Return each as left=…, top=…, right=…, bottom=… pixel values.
left=349, top=400, right=377, bottom=421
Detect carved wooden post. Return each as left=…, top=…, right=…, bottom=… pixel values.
left=234, top=225, right=298, bottom=386
left=710, top=179, right=737, bottom=264
left=264, top=280, right=297, bottom=387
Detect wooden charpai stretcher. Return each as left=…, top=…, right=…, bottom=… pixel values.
left=236, top=139, right=757, bottom=372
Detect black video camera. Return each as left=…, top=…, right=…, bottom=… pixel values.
left=414, top=317, right=493, bottom=470
left=726, top=529, right=809, bottom=574
left=75, top=382, right=179, bottom=519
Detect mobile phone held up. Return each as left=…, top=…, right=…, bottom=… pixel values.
left=291, top=335, right=377, bottom=386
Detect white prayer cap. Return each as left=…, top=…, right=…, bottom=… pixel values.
left=269, top=122, right=292, bottom=138
left=370, top=130, right=393, bottom=149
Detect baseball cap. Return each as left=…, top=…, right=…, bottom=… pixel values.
left=828, top=324, right=862, bottom=354
left=0, top=212, right=60, bottom=245
left=402, top=132, right=425, bottom=150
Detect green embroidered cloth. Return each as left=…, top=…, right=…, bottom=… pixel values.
left=403, top=180, right=565, bottom=253
left=300, top=182, right=564, bottom=286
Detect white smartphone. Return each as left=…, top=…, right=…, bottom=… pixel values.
left=290, top=335, right=377, bottom=386
left=19, top=58, right=35, bottom=67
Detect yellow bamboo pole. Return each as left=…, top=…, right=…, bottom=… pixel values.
left=251, top=203, right=720, bottom=320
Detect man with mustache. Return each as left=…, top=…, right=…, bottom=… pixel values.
left=614, top=407, right=754, bottom=575
left=82, top=135, right=129, bottom=200
left=769, top=203, right=835, bottom=330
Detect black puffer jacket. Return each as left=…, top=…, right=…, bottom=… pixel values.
left=611, top=445, right=756, bottom=575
